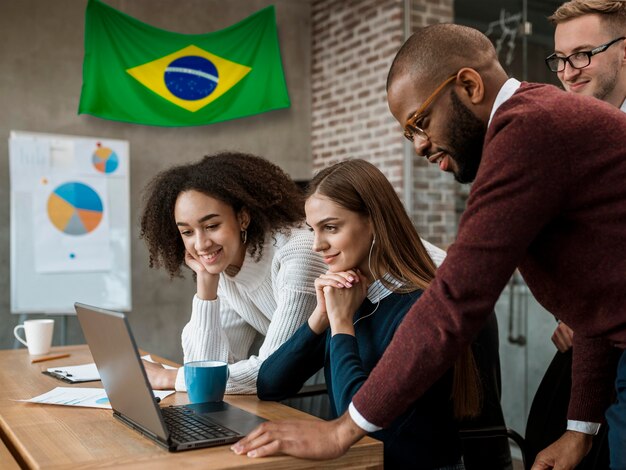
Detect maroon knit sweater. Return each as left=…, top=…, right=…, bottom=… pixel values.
left=353, top=82, right=626, bottom=427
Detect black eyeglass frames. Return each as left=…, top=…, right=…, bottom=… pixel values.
left=545, top=37, right=625, bottom=73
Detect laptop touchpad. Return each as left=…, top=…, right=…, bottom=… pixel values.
left=185, top=402, right=266, bottom=435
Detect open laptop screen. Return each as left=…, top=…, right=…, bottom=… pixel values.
left=75, top=302, right=169, bottom=442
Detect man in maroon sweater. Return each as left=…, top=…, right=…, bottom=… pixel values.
left=233, top=24, right=626, bottom=469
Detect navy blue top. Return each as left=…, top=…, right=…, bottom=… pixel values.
left=257, top=289, right=462, bottom=469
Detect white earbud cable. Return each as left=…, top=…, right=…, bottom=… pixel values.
left=353, top=235, right=380, bottom=326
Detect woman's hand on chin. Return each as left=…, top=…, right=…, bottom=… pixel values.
left=185, top=251, right=220, bottom=300
left=185, top=250, right=207, bottom=275
left=323, top=269, right=368, bottom=336
left=319, top=269, right=360, bottom=289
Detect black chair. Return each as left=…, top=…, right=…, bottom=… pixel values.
left=290, top=383, right=327, bottom=398
left=280, top=375, right=333, bottom=421
left=459, top=426, right=527, bottom=469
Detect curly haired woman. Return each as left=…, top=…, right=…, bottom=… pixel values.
left=139, top=152, right=328, bottom=394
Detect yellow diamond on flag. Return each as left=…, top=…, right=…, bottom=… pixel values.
left=126, top=45, right=252, bottom=112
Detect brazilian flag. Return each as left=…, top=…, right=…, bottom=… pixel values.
left=79, top=0, right=290, bottom=127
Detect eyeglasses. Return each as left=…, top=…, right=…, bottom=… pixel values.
left=545, top=37, right=625, bottom=73
left=403, top=74, right=456, bottom=143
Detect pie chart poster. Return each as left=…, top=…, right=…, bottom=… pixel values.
left=33, top=176, right=111, bottom=273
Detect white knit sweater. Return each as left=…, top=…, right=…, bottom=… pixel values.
left=175, top=228, right=327, bottom=394
left=421, top=238, right=446, bottom=267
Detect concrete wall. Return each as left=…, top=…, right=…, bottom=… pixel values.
left=0, top=0, right=311, bottom=362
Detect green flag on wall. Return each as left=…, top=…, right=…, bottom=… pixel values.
left=79, top=0, right=290, bottom=127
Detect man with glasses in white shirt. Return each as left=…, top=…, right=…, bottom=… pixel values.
left=547, top=0, right=626, bottom=110
left=545, top=1, right=626, bottom=353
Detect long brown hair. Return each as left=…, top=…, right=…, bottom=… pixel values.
left=308, top=159, right=481, bottom=418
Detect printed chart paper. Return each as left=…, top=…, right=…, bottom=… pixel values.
left=18, top=387, right=174, bottom=409
left=33, top=176, right=111, bottom=273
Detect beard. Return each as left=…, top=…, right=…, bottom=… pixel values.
left=446, top=90, right=487, bottom=184
left=593, top=61, right=620, bottom=102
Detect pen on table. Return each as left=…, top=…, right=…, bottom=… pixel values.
left=31, top=353, right=71, bottom=364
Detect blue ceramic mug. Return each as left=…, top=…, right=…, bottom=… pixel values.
left=184, top=360, right=229, bottom=403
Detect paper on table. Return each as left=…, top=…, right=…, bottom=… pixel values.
left=17, top=387, right=175, bottom=409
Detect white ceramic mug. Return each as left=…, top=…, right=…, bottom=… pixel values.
left=14, top=319, right=54, bottom=355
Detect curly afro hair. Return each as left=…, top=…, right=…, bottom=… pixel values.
left=140, top=152, right=305, bottom=278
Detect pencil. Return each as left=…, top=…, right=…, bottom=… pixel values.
left=31, top=353, right=70, bottom=364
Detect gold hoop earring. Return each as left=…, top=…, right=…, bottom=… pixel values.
left=241, top=229, right=248, bottom=244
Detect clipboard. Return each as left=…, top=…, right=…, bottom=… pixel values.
left=42, top=363, right=100, bottom=384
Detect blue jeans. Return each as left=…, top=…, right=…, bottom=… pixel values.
left=607, top=349, right=626, bottom=469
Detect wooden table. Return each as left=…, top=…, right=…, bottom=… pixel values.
left=0, top=345, right=383, bottom=469
left=0, top=438, right=20, bottom=469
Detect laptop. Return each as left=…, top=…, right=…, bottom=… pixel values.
left=74, top=302, right=266, bottom=452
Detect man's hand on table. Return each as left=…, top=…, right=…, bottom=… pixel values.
left=231, top=411, right=367, bottom=459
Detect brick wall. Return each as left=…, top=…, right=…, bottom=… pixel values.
left=311, top=0, right=405, bottom=189
left=311, top=0, right=457, bottom=247
left=408, top=0, right=460, bottom=247
left=410, top=0, right=453, bottom=26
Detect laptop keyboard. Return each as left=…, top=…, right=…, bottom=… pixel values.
left=162, top=406, right=239, bottom=443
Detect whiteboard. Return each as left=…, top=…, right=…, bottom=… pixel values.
left=9, top=131, right=131, bottom=314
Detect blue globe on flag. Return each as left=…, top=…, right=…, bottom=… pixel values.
left=164, top=56, right=219, bottom=101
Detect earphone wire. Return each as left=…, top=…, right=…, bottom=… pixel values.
left=353, top=235, right=380, bottom=326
